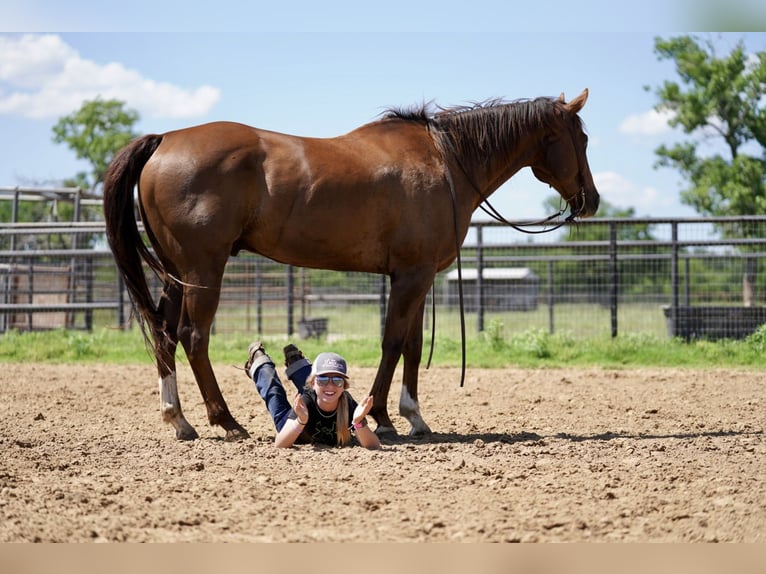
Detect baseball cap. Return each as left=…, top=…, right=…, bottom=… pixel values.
left=311, top=352, right=348, bottom=378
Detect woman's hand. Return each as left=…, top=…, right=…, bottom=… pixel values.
left=294, top=392, right=309, bottom=424
left=352, top=395, right=374, bottom=423
left=274, top=393, right=309, bottom=449
left=352, top=395, right=381, bottom=450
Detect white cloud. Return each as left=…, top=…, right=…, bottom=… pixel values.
left=0, top=34, right=220, bottom=119
left=594, top=171, right=675, bottom=214
left=618, top=109, right=674, bottom=136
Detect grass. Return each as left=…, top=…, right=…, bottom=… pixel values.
left=1, top=322, right=765, bottom=370
left=212, top=301, right=671, bottom=340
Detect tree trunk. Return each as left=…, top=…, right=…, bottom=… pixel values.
left=742, top=258, right=757, bottom=307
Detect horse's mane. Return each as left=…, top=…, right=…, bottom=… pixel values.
left=382, top=97, right=580, bottom=166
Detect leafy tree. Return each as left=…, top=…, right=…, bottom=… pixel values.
left=650, top=35, right=766, bottom=217
left=649, top=34, right=766, bottom=304
left=52, top=98, right=140, bottom=191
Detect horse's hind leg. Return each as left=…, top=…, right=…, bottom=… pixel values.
left=154, top=281, right=198, bottom=440
left=178, top=268, right=249, bottom=442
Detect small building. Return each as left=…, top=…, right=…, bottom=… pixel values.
left=443, top=267, right=540, bottom=311
left=0, top=264, right=71, bottom=332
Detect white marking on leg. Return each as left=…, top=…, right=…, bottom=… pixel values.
left=159, top=373, right=196, bottom=438
left=399, top=385, right=431, bottom=435
left=159, top=372, right=181, bottom=421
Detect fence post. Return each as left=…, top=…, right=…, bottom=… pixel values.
left=300, top=267, right=307, bottom=320
left=670, top=221, right=679, bottom=337
left=256, top=257, right=263, bottom=336
left=85, top=255, right=93, bottom=331
left=69, top=188, right=82, bottom=329
left=286, top=265, right=294, bottom=337
left=11, top=188, right=19, bottom=250
left=547, top=260, right=554, bottom=334
left=117, top=273, right=126, bottom=329
left=379, top=275, right=387, bottom=339
left=476, top=224, right=484, bottom=333
left=25, top=264, right=33, bottom=331
left=609, top=221, right=618, bottom=337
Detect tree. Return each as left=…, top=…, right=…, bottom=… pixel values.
left=52, top=98, right=140, bottom=191
left=649, top=34, right=766, bottom=305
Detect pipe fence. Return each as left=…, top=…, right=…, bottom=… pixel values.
left=2, top=206, right=765, bottom=341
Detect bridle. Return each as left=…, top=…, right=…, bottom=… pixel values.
left=469, top=112, right=589, bottom=234
left=477, top=179, right=585, bottom=234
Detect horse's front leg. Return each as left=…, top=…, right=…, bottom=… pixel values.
left=368, top=335, right=402, bottom=435
left=369, top=269, right=434, bottom=436
left=155, top=282, right=198, bottom=441
left=179, top=276, right=249, bottom=442
left=399, top=299, right=432, bottom=436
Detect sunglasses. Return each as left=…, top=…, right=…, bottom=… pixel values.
left=315, top=375, right=347, bottom=387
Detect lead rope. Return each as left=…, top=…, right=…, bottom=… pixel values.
left=423, top=155, right=466, bottom=386
left=478, top=180, right=584, bottom=233
left=429, top=125, right=580, bottom=388
left=444, top=164, right=467, bottom=387
left=437, top=166, right=571, bottom=388
left=479, top=200, right=570, bottom=233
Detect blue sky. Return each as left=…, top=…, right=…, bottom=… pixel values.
left=1, top=4, right=765, bottom=221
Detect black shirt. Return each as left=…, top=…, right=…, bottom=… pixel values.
left=289, top=389, right=358, bottom=446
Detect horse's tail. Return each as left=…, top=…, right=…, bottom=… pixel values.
left=102, top=134, right=165, bottom=337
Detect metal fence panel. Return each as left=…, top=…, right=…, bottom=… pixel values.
left=1, top=215, right=765, bottom=340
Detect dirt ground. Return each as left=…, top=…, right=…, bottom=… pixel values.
left=0, top=362, right=764, bottom=542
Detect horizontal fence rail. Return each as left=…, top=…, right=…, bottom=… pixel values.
left=1, top=211, right=766, bottom=341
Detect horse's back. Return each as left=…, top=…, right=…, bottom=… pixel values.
left=136, top=118, right=452, bottom=272
left=136, top=122, right=273, bottom=258
left=152, top=121, right=267, bottom=169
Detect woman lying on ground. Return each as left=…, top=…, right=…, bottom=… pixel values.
left=245, top=342, right=381, bottom=450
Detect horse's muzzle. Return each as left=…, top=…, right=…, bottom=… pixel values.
left=568, top=186, right=600, bottom=220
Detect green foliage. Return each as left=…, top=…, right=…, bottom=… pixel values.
left=51, top=98, right=140, bottom=189
left=481, top=319, right=506, bottom=351
left=0, top=328, right=150, bottom=362
left=511, top=328, right=552, bottom=359
left=2, top=327, right=764, bottom=370
left=745, top=323, right=766, bottom=354
left=650, top=35, right=766, bottom=223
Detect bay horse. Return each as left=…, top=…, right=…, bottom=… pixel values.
left=103, top=89, right=599, bottom=441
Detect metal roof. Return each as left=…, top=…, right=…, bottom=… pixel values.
left=444, top=267, right=538, bottom=281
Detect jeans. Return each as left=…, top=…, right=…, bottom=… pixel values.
left=252, top=360, right=311, bottom=432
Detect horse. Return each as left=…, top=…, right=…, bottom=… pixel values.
left=102, top=88, right=599, bottom=441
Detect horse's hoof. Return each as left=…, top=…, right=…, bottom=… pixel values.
left=176, top=427, right=199, bottom=441
left=224, top=426, right=250, bottom=442
left=375, top=426, right=400, bottom=444
left=409, top=423, right=432, bottom=437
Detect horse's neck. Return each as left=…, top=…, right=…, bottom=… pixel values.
left=464, top=125, right=546, bottom=201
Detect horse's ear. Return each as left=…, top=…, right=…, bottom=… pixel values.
left=564, top=88, right=589, bottom=114
left=558, top=92, right=566, bottom=103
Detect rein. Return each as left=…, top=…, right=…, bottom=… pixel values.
left=478, top=196, right=578, bottom=234
left=429, top=129, right=582, bottom=388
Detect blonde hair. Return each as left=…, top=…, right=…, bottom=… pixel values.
left=307, top=375, right=353, bottom=447
left=335, top=388, right=352, bottom=446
